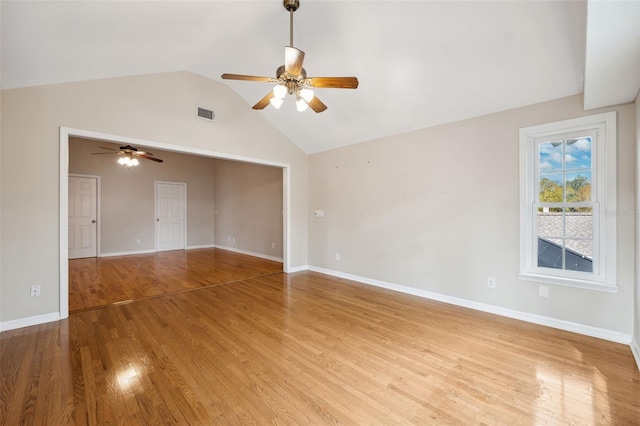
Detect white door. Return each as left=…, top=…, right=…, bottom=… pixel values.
left=69, top=176, right=97, bottom=259
left=156, top=182, right=186, bottom=252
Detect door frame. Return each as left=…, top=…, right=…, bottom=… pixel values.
left=68, top=174, right=102, bottom=258
left=60, top=127, right=292, bottom=320
left=155, top=181, right=187, bottom=252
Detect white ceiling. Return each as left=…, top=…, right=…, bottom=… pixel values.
left=2, top=1, right=639, bottom=154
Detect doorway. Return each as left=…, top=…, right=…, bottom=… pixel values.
left=60, top=127, right=292, bottom=320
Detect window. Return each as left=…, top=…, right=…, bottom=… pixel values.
left=519, top=112, right=617, bottom=291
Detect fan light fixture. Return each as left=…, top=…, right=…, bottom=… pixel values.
left=270, top=84, right=287, bottom=109
left=270, top=84, right=315, bottom=111
left=118, top=156, right=139, bottom=167
left=296, top=96, right=309, bottom=112
left=300, top=88, right=314, bottom=102
left=273, top=84, right=287, bottom=98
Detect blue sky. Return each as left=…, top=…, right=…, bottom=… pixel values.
left=539, top=137, right=591, bottom=173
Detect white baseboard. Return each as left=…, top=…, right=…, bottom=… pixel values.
left=100, top=249, right=156, bottom=258
left=214, top=245, right=283, bottom=263
left=286, top=264, right=309, bottom=273
left=0, top=312, right=61, bottom=333
left=186, top=244, right=216, bottom=250
left=307, top=266, right=633, bottom=345
left=631, top=337, right=640, bottom=372
left=102, top=245, right=217, bottom=255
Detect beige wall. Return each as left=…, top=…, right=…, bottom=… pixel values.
left=69, top=137, right=216, bottom=253
left=308, top=94, right=635, bottom=335
left=1, top=71, right=308, bottom=324
left=214, top=160, right=283, bottom=259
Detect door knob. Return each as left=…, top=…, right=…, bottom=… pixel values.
left=92, top=220, right=96, bottom=223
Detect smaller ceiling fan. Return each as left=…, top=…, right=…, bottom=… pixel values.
left=221, top=0, right=358, bottom=113
left=91, top=145, right=163, bottom=167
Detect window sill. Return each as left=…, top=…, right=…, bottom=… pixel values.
left=517, top=272, right=618, bottom=293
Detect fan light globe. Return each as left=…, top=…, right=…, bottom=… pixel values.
left=300, top=88, right=314, bottom=103
left=296, top=97, right=309, bottom=112
left=270, top=97, right=284, bottom=109
left=118, top=156, right=139, bottom=167
left=273, top=84, right=287, bottom=99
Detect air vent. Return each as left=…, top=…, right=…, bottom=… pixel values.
left=196, top=106, right=215, bottom=121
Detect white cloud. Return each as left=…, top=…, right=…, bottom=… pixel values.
left=540, top=161, right=553, bottom=170
left=549, top=152, right=563, bottom=164
left=567, top=138, right=591, bottom=152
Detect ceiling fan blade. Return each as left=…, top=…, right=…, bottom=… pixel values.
left=307, top=77, right=359, bottom=89
left=91, top=152, right=122, bottom=155
left=285, top=46, right=305, bottom=76
left=98, top=146, right=118, bottom=151
left=221, top=74, right=275, bottom=83
left=137, top=154, right=163, bottom=163
left=308, top=96, right=328, bottom=113
left=253, top=92, right=275, bottom=110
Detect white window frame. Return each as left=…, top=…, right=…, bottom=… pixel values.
left=518, top=112, right=617, bottom=292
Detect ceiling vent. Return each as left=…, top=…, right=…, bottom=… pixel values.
left=196, top=106, right=215, bottom=121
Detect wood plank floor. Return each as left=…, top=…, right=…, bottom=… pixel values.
left=69, top=248, right=283, bottom=312
left=2, top=252, right=640, bottom=424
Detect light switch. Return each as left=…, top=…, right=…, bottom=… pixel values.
left=314, top=210, right=325, bottom=218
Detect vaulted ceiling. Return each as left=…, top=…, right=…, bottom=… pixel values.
left=2, top=1, right=639, bottom=154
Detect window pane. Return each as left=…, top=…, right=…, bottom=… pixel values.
left=539, top=173, right=563, bottom=202
left=565, top=207, right=593, bottom=272
left=537, top=237, right=563, bottom=269
left=537, top=209, right=562, bottom=238
left=539, top=141, right=563, bottom=172
left=565, top=240, right=593, bottom=272
left=565, top=137, right=591, bottom=170
left=565, top=208, right=592, bottom=241
left=565, top=172, right=591, bottom=202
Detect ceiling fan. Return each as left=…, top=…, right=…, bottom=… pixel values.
left=91, top=145, right=163, bottom=167
left=221, top=0, right=359, bottom=113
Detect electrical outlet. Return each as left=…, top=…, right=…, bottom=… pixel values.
left=271, top=242, right=276, bottom=249
left=30, top=285, right=41, bottom=297
left=335, top=253, right=340, bottom=261
left=539, top=285, right=549, bottom=298
left=487, top=277, right=496, bottom=288
left=136, top=239, right=141, bottom=244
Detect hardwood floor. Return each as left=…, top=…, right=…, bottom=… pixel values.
left=69, top=248, right=283, bottom=312
left=2, top=251, right=640, bottom=424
